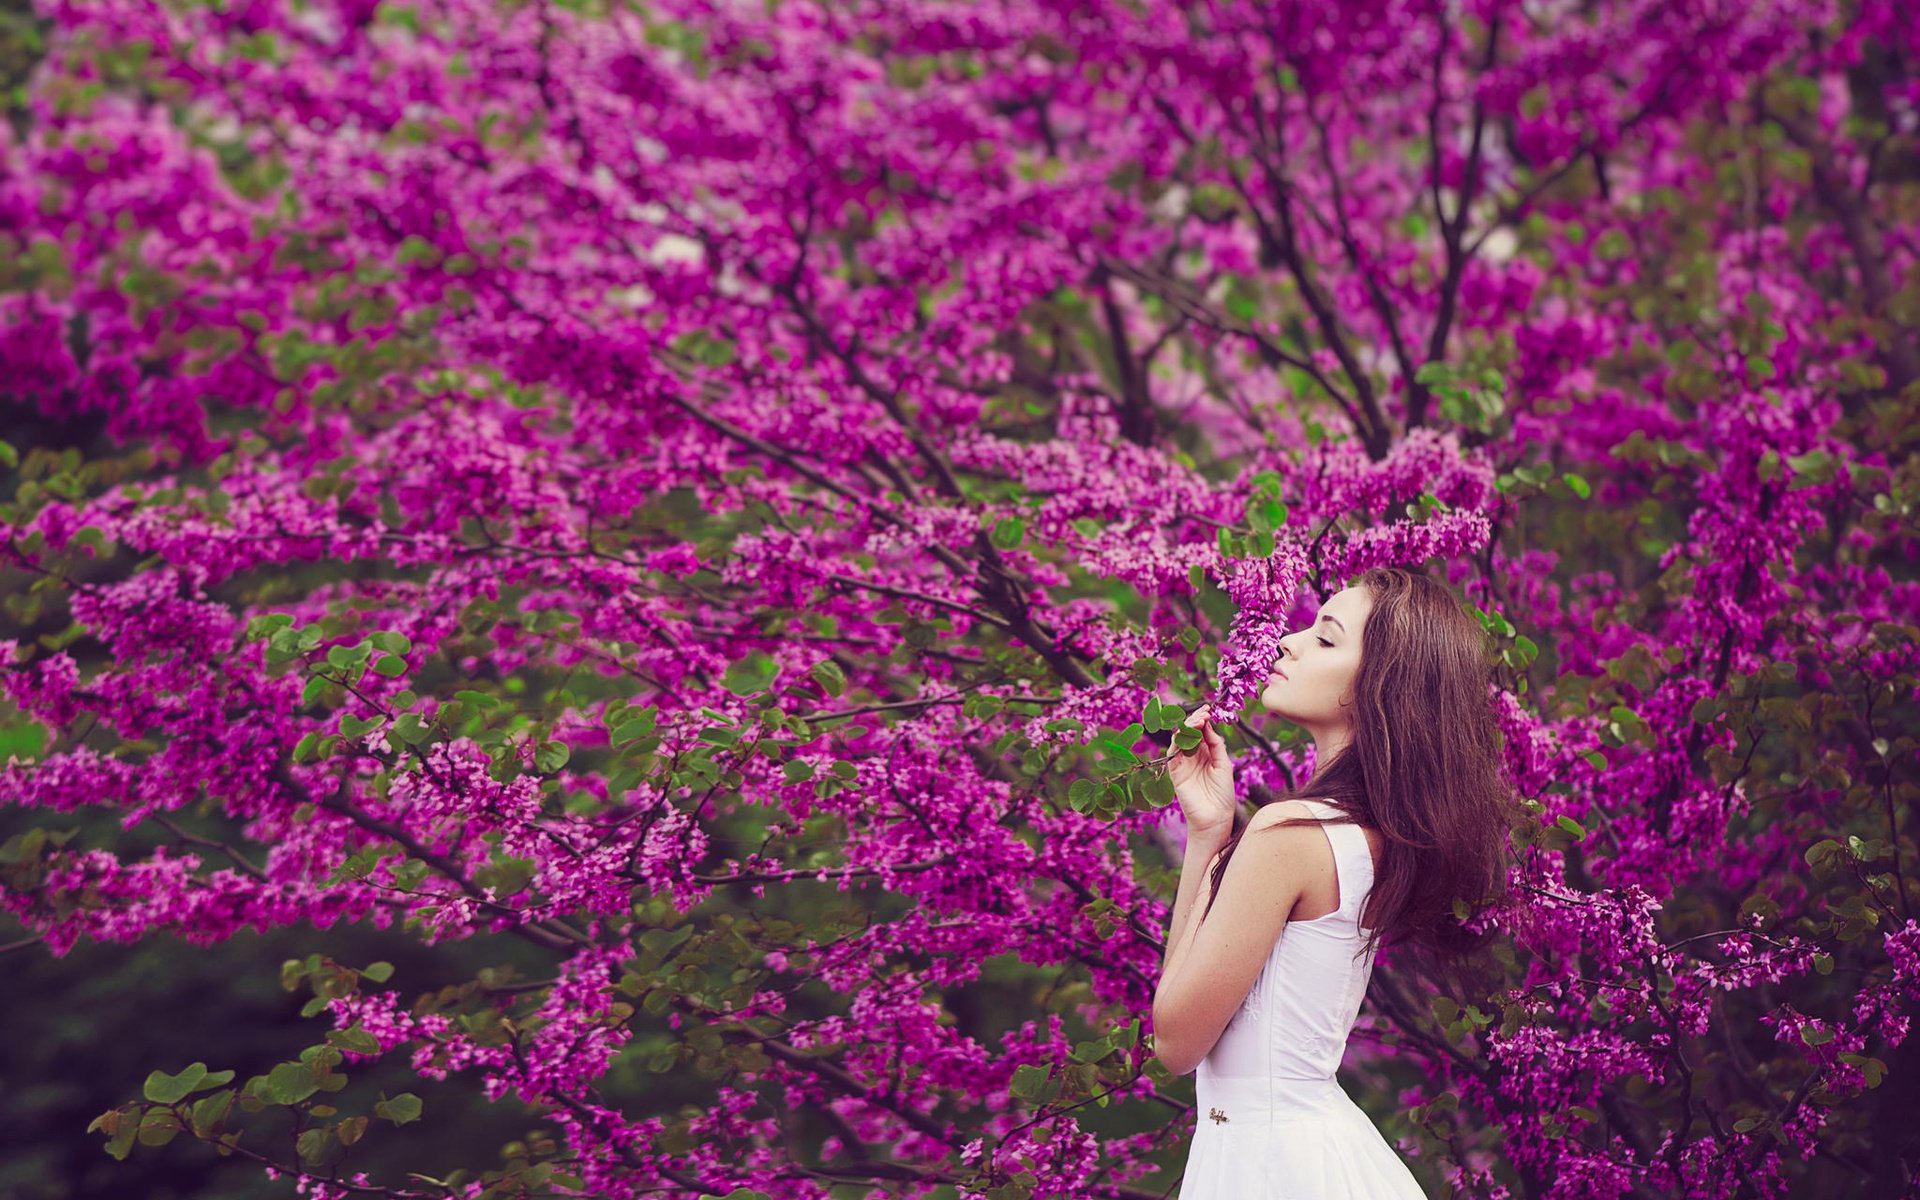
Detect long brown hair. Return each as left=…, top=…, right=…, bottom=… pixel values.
left=1199, top=566, right=1517, bottom=962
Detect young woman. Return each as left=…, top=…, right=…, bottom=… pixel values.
left=1155, top=565, right=1515, bottom=1198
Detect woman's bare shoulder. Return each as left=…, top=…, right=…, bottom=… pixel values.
left=1246, top=798, right=1329, bottom=830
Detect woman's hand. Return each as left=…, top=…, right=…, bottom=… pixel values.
left=1167, top=705, right=1236, bottom=837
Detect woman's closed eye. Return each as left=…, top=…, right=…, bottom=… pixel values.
left=1316, top=637, right=1333, bottom=647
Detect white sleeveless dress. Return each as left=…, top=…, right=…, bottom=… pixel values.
left=1181, top=799, right=1428, bottom=1199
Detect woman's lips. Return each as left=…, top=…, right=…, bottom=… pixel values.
left=1270, top=669, right=1287, bottom=680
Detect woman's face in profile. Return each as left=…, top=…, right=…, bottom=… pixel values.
left=1260, top=585, right=1371, bottom=729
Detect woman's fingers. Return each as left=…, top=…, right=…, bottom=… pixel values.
left=1173, top=706, right=1224, bottom=769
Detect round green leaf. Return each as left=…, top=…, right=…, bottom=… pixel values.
left=264, top=1061, right=320, bottom=1105
left=368, top=631, right=412, bottom=654
left=809, top=660, right=846, bottom=697
left=340, top=713, right=382, bottom=738
left=724, top=652, right=779, bottom=696
left=1142, top=773, right=1177, bottom=808
left=296, top=1126, right=333, bottom=1164
left=143, top=1062, right=208, bottom=1105
left=190, top=1089, right=235, bottom=1137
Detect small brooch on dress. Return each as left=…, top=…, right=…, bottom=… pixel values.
left=1208, top=1107, right=1230, bottom=1124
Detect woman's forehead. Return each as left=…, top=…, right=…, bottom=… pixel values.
left=1320, top=587, right=1371, bottom=620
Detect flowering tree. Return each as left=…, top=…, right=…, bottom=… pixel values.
left=2, top=0, right=1918, bottom=1196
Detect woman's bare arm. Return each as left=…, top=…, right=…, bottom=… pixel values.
left=1151, top=803, right=1325, bottom=1074
left=1156, top=825, right=1231, bottom=998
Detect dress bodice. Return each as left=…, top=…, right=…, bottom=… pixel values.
left=1198, top=798, right=1379, bottom=1087
left=1181, top=801, right=1429, bottom=1198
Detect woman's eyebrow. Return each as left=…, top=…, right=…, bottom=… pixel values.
left=1318, top=614, right=1346, bottom=633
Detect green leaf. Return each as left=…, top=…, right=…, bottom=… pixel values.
left=190, top=1089, right=235, bottom=1137
left=1095, top=737, right=1138, bottom=764
left=340, top=713, right=382, bottom=738
left=362, top=961, right=395, bottom=983
left=263, top=1061, right=320, bottom=1105
left=368, top=631, right=412, bottom=654
left=810, top=660, right=847, bottom=697
left=724, top=652, right=779, bottom=696
left=246, top=613, right=295, bottom=641
left=1561, top=472, right=1591, bottom=499
left=671, top=328, right=735, bottom=367
left=374, top=1092, right=423, bottom=1125
left=535, top=740, right=571, bottom=773
left=1803, top=839, right=1841, bottom=867
left=990, top=517, right=1026, bottom=550
left=1009, top=1064, right=1050, bottom=1100
left=963, top=693, right=1004, bottom=719
left=1839, top=1052, right=1886, bottom=1088
left=373, top=654, right=408, bottom=677
left=1142, top=773, right=1176, bottom=808
left=143, top=1062, right=209, bottom=1105
left=1800, top=1025, right=1835, bottom=1047
left=136, top=1109, right=181, bottom=1146
left=297, top=1126, right=333, bottom=1165
left=1140, top=696, right=1165, bottom=732
left=611, top=707, right=658, bottom=741
left=325, top=642, right=369, bottom=671
left=392, top=712, right=432, bottom=745
left=327, top=1027, right=381, bottom=1055
left=1247, top=496, right=1286, bottom=533
left=100, top=1108, right=138, bottom=1160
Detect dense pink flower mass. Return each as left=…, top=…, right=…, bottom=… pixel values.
left=1, top=0, right=1918, bottom=1197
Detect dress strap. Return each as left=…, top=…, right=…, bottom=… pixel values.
left=1294, top=798, right=1375, bottom=922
